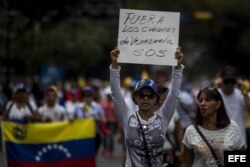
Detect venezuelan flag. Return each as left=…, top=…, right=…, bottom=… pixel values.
left=2, top=118, right=96, bottom=167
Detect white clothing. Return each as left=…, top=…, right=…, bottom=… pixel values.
left=38, top=104, right=66, bottom=122
left=122, top=88, right=137, bottom=112
left=218, top=88, right=247, bottom=145
left=177, top=90, right=195, bottom=129
left=183, top=120, right=244, bottom=167
left=110, top=65, right=184, bottom=167
left=6, top=101, right=37, bottom=121
left=163, top=111, right=180, bottom=151
left=76, top=101, right=104, bottom=119
left=65, top=101, right=83, bottom=119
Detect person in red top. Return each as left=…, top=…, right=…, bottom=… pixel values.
left=99, top=86, right=117, bottom=158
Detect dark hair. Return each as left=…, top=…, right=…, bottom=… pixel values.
left=195, top=87, right=230, bottom=128
left=220, top=66, right=237, bottom=80
left=14, top=83, right=28, bottom=93
left=157, top=85, right=169, bottom=95
left=82, top=86, right=94, bottom=97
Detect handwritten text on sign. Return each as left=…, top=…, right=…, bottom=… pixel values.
left=118, top=9, right=180, bottom=66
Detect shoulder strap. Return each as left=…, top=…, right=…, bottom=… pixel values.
left=7, top=101, right=14, bottom=112
left=26, top=101, right=34, bottom=114
left=193, top=124, right=222, bottom=167
left=135, top=112, right=152, bottom=167
left=3, top=101, right=14, bottom=119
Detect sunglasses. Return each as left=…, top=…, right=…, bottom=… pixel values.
left=199, top=87, right=216, bottom=91
left=198, top=87, right=221, bottom=99
left=223, top=79, right=236, bottom=85
left=137, top=92, right=156, bottom=99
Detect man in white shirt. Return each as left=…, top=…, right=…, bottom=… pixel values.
left=218, top=66, right=250, bottom=147
left=65, top=88, right=83, bottom=119
left=3, top=83, right=39, bottom=123
left=38, top=85, right=67, bottom=122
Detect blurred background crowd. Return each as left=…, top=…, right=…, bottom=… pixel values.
left=0, top=0, right=250, bottom=166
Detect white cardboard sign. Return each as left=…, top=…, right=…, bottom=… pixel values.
left=118, top=9, right=180, bottom=66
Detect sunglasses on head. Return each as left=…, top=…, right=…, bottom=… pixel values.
left=137, top=92, right=156, bottom=99
left=199, top=87, right=216, bottom=91
left=223, top=78, right=236, bottom=85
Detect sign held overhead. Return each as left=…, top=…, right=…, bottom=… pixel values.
left=118, top=9, right=180, bottom=66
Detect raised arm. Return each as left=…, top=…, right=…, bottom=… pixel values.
left=111, top=48, right=119, bottom=69
left=174, top=46, right=184, bottom=70
left=160, top=47, right=184, bottom=127
left=110, top=48, right=130, bottom=128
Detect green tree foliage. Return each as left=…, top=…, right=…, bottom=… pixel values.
left=1, top=0, right=250, bottom=78
left=12, top=20, right=113, bottom=76
left=1, top=0, right=118, bottom=77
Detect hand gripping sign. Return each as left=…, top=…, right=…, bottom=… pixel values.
left=118, top=9, right=180, bottom=66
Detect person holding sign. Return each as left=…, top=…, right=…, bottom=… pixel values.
left=110, top=46, right=184, bottom=167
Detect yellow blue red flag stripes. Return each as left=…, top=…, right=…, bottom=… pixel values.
left=2, top=118, right=96, bottom=167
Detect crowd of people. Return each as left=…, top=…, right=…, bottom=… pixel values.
left=109, top=46, right=248, bottom=167
left=0, top=46, right=249, bottom=167
left=0, top=81, right=119, bottom=159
